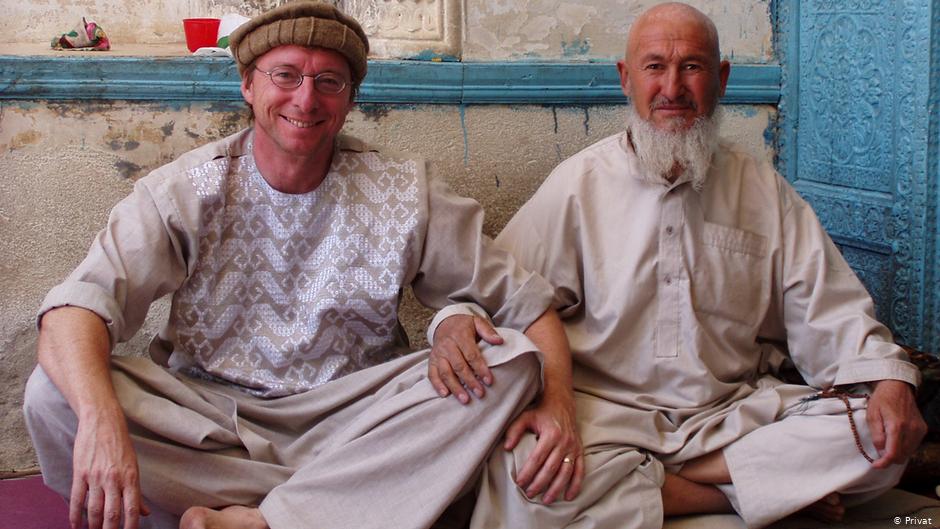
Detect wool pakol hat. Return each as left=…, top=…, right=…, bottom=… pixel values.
left=229, top=1, right=369, bottom=85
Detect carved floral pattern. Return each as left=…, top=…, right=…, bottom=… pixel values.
left=804, top=13, right=888, bottom=192
left=929, top=3, right=940, bottom=349
left=889, top=0, right=930, bottom=346
left=783, top=0, right=934, bottom=348
left=837, top=244, right=891, bottom=323
left=802, top=193, right=890, bottom=245
left=810, top=0, right=889, bottom=12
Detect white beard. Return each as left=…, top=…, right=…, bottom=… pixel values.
left=624, top=105, right=722, bottom=191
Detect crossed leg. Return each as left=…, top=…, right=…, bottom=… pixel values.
left=661, top=394, right=904, bottom=528
left=662, top=450, right=844, bottom=521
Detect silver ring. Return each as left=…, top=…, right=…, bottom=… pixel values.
left=562, top=456, right=574, bottom=465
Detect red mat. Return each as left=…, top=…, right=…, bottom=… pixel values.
left=0, top=475, right=72, bottom=529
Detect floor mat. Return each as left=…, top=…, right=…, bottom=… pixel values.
left=0, top=475, right=71, bottom=529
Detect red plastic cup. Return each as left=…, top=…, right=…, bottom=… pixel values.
left=182, top=18, right=221, bottom=52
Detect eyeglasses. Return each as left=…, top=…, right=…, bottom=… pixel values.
left=254, top=66, right=349, bottom=94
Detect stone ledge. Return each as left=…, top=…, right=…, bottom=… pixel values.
left=2, top=42, right=191, bottom=57
left=0, top=50, right=781, bottom=105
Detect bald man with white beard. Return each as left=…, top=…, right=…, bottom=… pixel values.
left=455, top=3, right=927, bottom=528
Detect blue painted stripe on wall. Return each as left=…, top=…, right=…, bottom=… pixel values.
left=0, top=56, right=780, bottom=105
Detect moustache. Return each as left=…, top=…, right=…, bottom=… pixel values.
left=649, top=98, right=697, bottom=111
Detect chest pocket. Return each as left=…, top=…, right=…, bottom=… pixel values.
left=691, top=222, right=769, bottom=326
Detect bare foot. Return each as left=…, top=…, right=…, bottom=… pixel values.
left=179, top=505, right=269, bottom=529
left=800, top=493, right=845, bottom=523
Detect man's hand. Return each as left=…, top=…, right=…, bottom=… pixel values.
left=36, top=307, right=150, bottom=529
left=504, top=396, right=584, bottom=504
left=866, top=379, right=927, bottom=469
left=429, top=314, right=503, bottom=404
left=70, top=405, right=149, bottom=529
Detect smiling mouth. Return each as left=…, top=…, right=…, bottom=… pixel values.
left=284, top=116, right=319, bottom=128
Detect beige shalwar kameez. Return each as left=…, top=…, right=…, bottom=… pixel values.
left=464, top=133, right=920, bottom=529
left=24, top=129, right=553, bottom=529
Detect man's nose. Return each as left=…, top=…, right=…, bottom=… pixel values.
left=661, top=67, right=685, bottom=101
left=294, top=78, right=320, bottom=112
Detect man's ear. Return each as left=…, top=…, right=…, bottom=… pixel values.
left=717, top=60, right=731, bottom=97
left=241, top=74, right=254, bottom=106
left=617, top=60, right=632, bottom=99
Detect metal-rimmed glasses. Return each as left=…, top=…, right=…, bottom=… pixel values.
left=254, top=66, right=349, bottom=95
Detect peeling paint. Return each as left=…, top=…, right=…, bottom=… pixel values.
left=46, top=101, right=119, bottom=119
left=358, top=104, right=392, bottom=123
left=161, top=121, right=176, bottom=138
left=764, top=120, right=779, bottom=151
left=212, top=112, right=249, bottom=137
left=104, top=122, right=172, bottom=149
left=206, top=102, right=248, bottom=114
left=582, top=107, right=590, bottom=136
left=114, top=160, right=142, bottom=179
left=3, top=101, right=41, bottom=111
left=551, top=106, right=559, bottom=134
left=561, top=37, right=591, bottom=57
left=405, top=50, right=460, bottom=62
left=9, top=130, right=42, bottom=151
left=728, top=106, right=760, bottom=118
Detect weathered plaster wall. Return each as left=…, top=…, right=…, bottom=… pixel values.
left=0, top=101, right=772, bottom=474
left=464, top=0, right=772, bottom=62
left=6, top=0, right=772, bottom=63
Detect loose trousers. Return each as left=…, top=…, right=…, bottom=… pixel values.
left=24, top=329, right=541, bottom=529
left=470, top=386, right=905, bottom=529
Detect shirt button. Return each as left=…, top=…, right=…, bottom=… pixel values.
left=664, top=276, right=672, bottom=285
left=665, top=226, right=674, bottom=235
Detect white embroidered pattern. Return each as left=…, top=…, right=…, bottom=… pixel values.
left=172, top=149, right=420, bottom=396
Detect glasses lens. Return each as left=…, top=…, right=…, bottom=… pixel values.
left=268, top=67, right=303, bottom=88
left=314, top=73, right=347, bottom=94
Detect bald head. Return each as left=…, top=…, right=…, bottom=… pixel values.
left=626, top=3, right=720, bottom=63
left=615, top=1, right=730, bottom=132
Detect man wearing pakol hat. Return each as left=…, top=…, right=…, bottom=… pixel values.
left=22, top=3, right=581, bottom=529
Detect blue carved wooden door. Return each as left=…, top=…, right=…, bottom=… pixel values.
left=775, top=0, right=939, bottom=351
